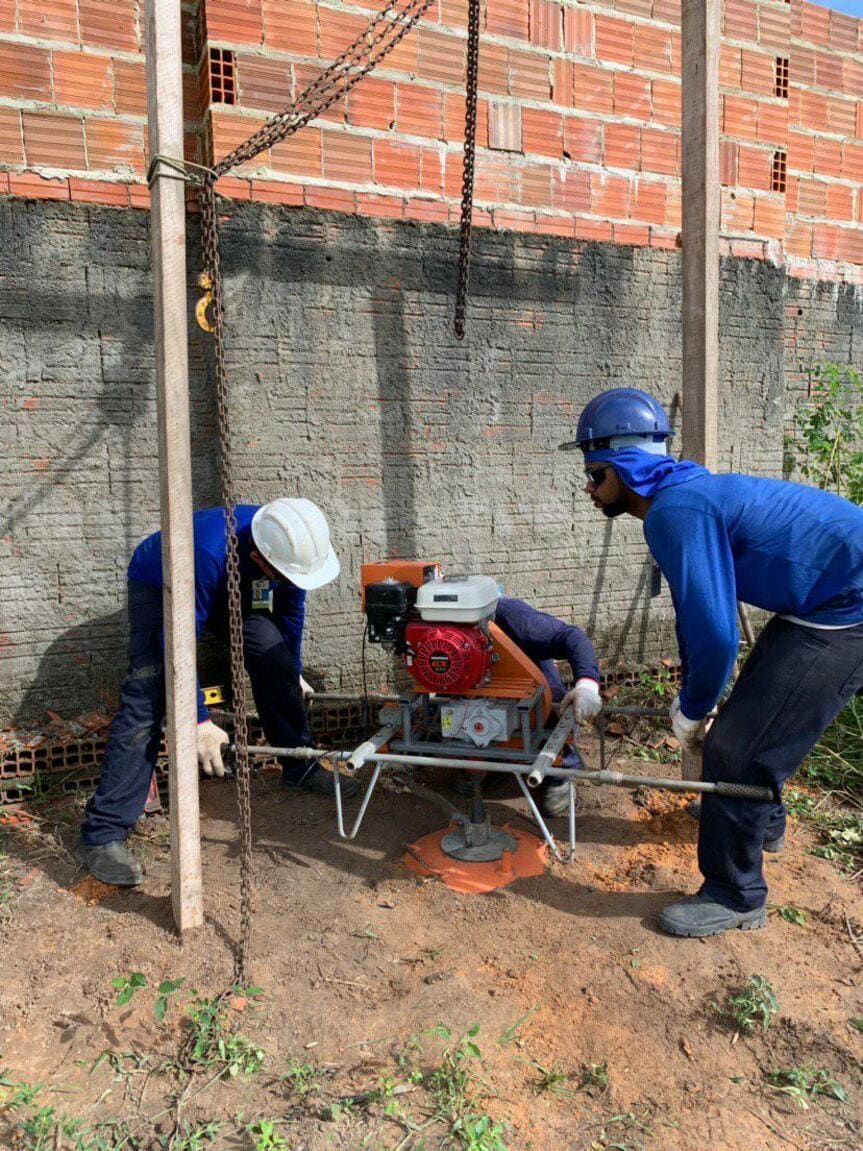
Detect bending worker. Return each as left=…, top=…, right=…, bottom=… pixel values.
left=77, top=498, right=355, bottom=887
left=561, top=388, right=863, bottom=937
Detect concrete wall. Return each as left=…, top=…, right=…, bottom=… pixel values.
left=1, top=196, right=858, bottom=724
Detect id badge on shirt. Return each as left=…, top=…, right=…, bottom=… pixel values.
left=252, top=578, right=274, bottom=612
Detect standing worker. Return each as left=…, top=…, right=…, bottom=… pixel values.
left=76, top=498, right=355, bottom=887
left=561, top=388, right=863, bottom=937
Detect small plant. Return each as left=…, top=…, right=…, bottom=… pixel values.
left=246, top=1118, right=289, bottom=1150
left=180, top=989, right=265, bottom=1078
left=281, top=1058, right=326, bottom=1098
left=154, top=977, right=185, bottom=1022
left=765, top=1064, right=848, bottom=1109
left=171, top=1119, right=223, bottom=1150
left=529, top=1060, right=573, bottom=1097
left=578, top=1060, right=609, bottom=1094
left=784, top=361, right=863, bottom=505
left=721, top=975, right=779, bottom=1036
left=769, top=903, right=807, bottom=926
left=112, top=971, right=147, bottom=1007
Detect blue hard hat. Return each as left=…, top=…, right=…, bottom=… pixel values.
left=560, top=388, right=672, bottom=452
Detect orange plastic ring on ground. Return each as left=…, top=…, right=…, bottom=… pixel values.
left=403, top=822, right=548, bottom=893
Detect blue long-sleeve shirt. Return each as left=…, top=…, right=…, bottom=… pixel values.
left=643, top=474, right=863, bottom=720
left=127, top=505, right=306, bottom=720
left=494, top=597, right=599, bottom=701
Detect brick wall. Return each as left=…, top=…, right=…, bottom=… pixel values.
left=0, top=1, right=859, bottom=280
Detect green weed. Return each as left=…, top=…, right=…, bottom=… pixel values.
left=720, top=975, right=779, bottom=1036
left=154, top=977, right=185, bottom=1023
left=281, top=1059, right=328, bottom=1098
left=112, top=971, right=147, bottom=1008
left=784, top=361, right=863, bottom=505
left=528, top=1060, right=573, bottom=1098
left=169, top=1119, right=222, bottom=1150
left=765, top=1064, right=848, bottom=1109
left=579, top=1060, right=610, bottom=1094
left=246, top=1118, right=289, bottom=1150
left=769, top=904, right=807, bottom=926
left=179, top=988, right=265, bottom=1078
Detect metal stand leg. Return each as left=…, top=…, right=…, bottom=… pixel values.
left=515, top=774, right=562, bottom=862
left=568, top=781, right=576, bottom=863
left=333, top=763, right=383, bottom=841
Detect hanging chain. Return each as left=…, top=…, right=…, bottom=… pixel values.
left=454, top=0, right=481, bottom=341
left=197, top=0, right=436, bottom=985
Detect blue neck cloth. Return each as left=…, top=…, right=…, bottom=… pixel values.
left=583, top=446, right=709, bottom=497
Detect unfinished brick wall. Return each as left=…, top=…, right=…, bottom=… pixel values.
left=0, top=1, right=859, bottom=280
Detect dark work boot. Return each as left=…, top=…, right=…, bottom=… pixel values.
left=657, top=893, right=767, bottom=938
left=75, top=841, right=144, bottom=886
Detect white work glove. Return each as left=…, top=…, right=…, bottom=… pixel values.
left=299, top=675, right=314, bottom=701
left=670, top=696, right=707, bottom=755
left=561, top=678, right=603, bottom=724
left=197, top=719, right=229, bottom=778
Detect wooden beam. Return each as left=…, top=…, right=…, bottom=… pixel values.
left=144, top=0, right=203, bottom=931
left=680, top=0, right=720, bottom=782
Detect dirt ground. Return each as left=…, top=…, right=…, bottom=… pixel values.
left=1, top=737, right=861, bottom=1151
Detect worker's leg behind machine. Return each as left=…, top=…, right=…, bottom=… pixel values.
left=77, top=582, right=166, bottom=884
left=661, top=618, right=863, bottom=936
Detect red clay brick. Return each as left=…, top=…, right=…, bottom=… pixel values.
left=604, top=122, right=640, bottom=171
left=444, top=93, right=467, bottom=144
left=518, top=162, right=553, bottom=207
left=128, top=184, right=150, bottom=209
left=724, top=0, right=757, bottom=42
left=737, top=144, right=772, bottom=191
left=563, top=116, right=602, bottom=164
left=293, top=65, right=345, bottom=123
left=205, top=0, right=264, bottom=45
left=721, top=189, right=754, bottom=232
left=79, top=0, right=140, bottom=52
left=837, top=226, right=862, bottom=264
left=418, top=29, right=465, bottom=86
left=633, top=179, right=667, bottom=224
left=236, top=55, right=292, bottom=114
left=827, top=97, right=857, bottom=137
left=590, top=171, right=630, bottom=218
left=508, top=49, right=550, bottom=100
left=52, top=52, right=113, bottom=111
left=86, top=118, right=146, bottom=173
left=814, top=50, right=844, bottom=92
left=800, top=4, right=830, bottom=48
left=214, top=175, right=253, bottom=199
left=473, top=155, right=517, bottom=202
left=564, top=8, right=593, bottom=55
left=649, top=229, right=679, bottom=250
left=796, top=177, right=828, bottom=217
left=757, top=102, right=788, bottom=146
left=799, top=89, right=829, bottom=132
left=634, top=24, right=673, bottom=73
left=478, top=41, right=509, bottom=96
left=522, top=108, right=563, bottom=157
left=19, top=0, right=78, bottom=39
left=347, top=78, right=395, bottom=131
left=382, top=22, right=420, bottom=74
left=843, top=56, right=862, bottom=99
left=787, top=131, right=814, bottom=174
left=552, top=59, right=575, bottom=106
left=8, top=172, right=70, bottom=200
left=720, top=45, right=742, bottom=90
left=842, top=141, right=863, bottom=183
left=0, top=172, right=10, bottom=194
left=666, top=183, right=682, bottom=228
left=0, top=43, right=52, bottom=102
left=305, top=185, right=356, bottom=212
left=812, top=222, right=840, bottom=260
left=758, top=4, right=789, bottom=52
left=575, top=216, right=613, bottom=242
left=493, top=207, right=537, bottom=232
left=614, top=72, right=651, bottom=120
left=551, top=167, right=590, bottom=213
left=356, top=191, right=405, bottom=220
left=826, top=183, right=854, bottom=221
left=249, top=179, right=304, bottom=205
left=829, top=11, right=859, bottom=53
left=0, top=107, right=24, bottom=166
left=0, top=3, right=13, bottom=32
left=728, top=238, right=766, bottom=259
left=529, top=0, right=562, bottom=51
left=573, top=65, right=614, bottom=115
left=790, top=46, right=816, bottom=88
left=723, top=95, right=759, bottom=141
left=534, top=215, right=575, bottom=238
left=419, top=147, right=443, bottom=193
left=595, top=15, right=634, bottom=67
left=721, top=140, right=738, bottom=184
left=641, top=127, right=677, bottom=176
left=397, top=85, right=444, bottom=139
left=372, top=139, right=421, bottom=189
left=615, top=0, right=653, bottom=17
left=318, top=10, right=369, bottom=60
left=322, top=131, right=372, bottom=182
left=488, top=102, right=522, bottom=152
left=753, top=195, right=785, bottom=238
left=652, top=0, right=681, bottom=24
left=740, top=50, right=775, bottom=97
left=23, top=111, right=86, bottom=169
left=785, top=220, right=813, bottom=259
left=210, top=112, right=271, bottom=170
left=486, top=0, right=529, bottom=41
left=262, top=0, right=316, bottom=54
left=813, top=136, right=842, bottom=179
left=404, top=198, right=451, bottom=224
left=69, top=178, right=131, bottom=207
left=651, top=79, right=680, bottom=127
left=614, top=222, right=650, bottom=245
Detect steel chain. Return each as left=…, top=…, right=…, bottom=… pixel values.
left=198, top=0, right=436, bottom=983
left=454, top=0, right=481, bottom=340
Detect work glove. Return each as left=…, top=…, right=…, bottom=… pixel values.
left=197, top=719, right=229, bottom=778
left=561, top=678, right=603, bottom=724
left=670, top=696, right=707, bottom=755
left=299, top=675, right=315, bottom=701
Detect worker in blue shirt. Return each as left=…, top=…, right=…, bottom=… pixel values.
left=76, top=498, right=355, bottom=887
left=562, top=388, right=863, bottom=937
left=493, top=596, right=601, bottom=816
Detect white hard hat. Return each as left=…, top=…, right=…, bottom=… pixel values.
left=251, top=498, right=340, bottom=590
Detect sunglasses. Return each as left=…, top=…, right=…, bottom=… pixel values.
left=586, top=466, right=610, bottom=488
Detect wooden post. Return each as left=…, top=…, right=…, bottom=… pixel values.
left=145, top=0, right=203, bottom=930
left=680, top=0, right=719, bottom=781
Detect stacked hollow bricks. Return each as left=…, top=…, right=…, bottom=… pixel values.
left=0, top=0, right=859, bottom=281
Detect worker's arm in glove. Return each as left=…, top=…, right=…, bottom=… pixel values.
left=669, top=695, right=707, bottom=754
left=560, top=677, right=602, bottom=723
left=197, top=719, right=229, bottom=777
left=299, top=675, right=314, bottom=700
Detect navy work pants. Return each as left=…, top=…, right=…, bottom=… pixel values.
left=81, top=581, right=313, bottom=846
left=699, top=616, right=863, bottom=911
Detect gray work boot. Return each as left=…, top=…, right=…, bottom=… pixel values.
left=539, top=779, right=572, bottom=818
left=282, top=763, right=359, bottom=800
left=657, top=892, right=767, bottom=938
left=75, top=841, right=144, bottom=887
left=763, top=832, right=785, bottom=854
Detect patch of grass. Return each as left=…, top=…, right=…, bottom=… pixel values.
left=764, top=1064, right=848, bottom=1109
left=170, top=1119, right=223, bottom=1150
left=785, top=786, right=863, bottom=874
left=179, top=988, right=265, bottom=1078
left=497, top=1004, right=540, bottom=1047
left=719, top=975, right=779, bottom=1037
left=246, top=1118, right=289, bottom=1150
left=528, top=1060, right=574, bottom=1098
left=579, top=1060, right=610, bottom=1095
left=281, top=1058, right=328, bottom=1098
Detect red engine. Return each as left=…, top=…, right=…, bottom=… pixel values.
left=404, top=621, right=494, bottom=693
